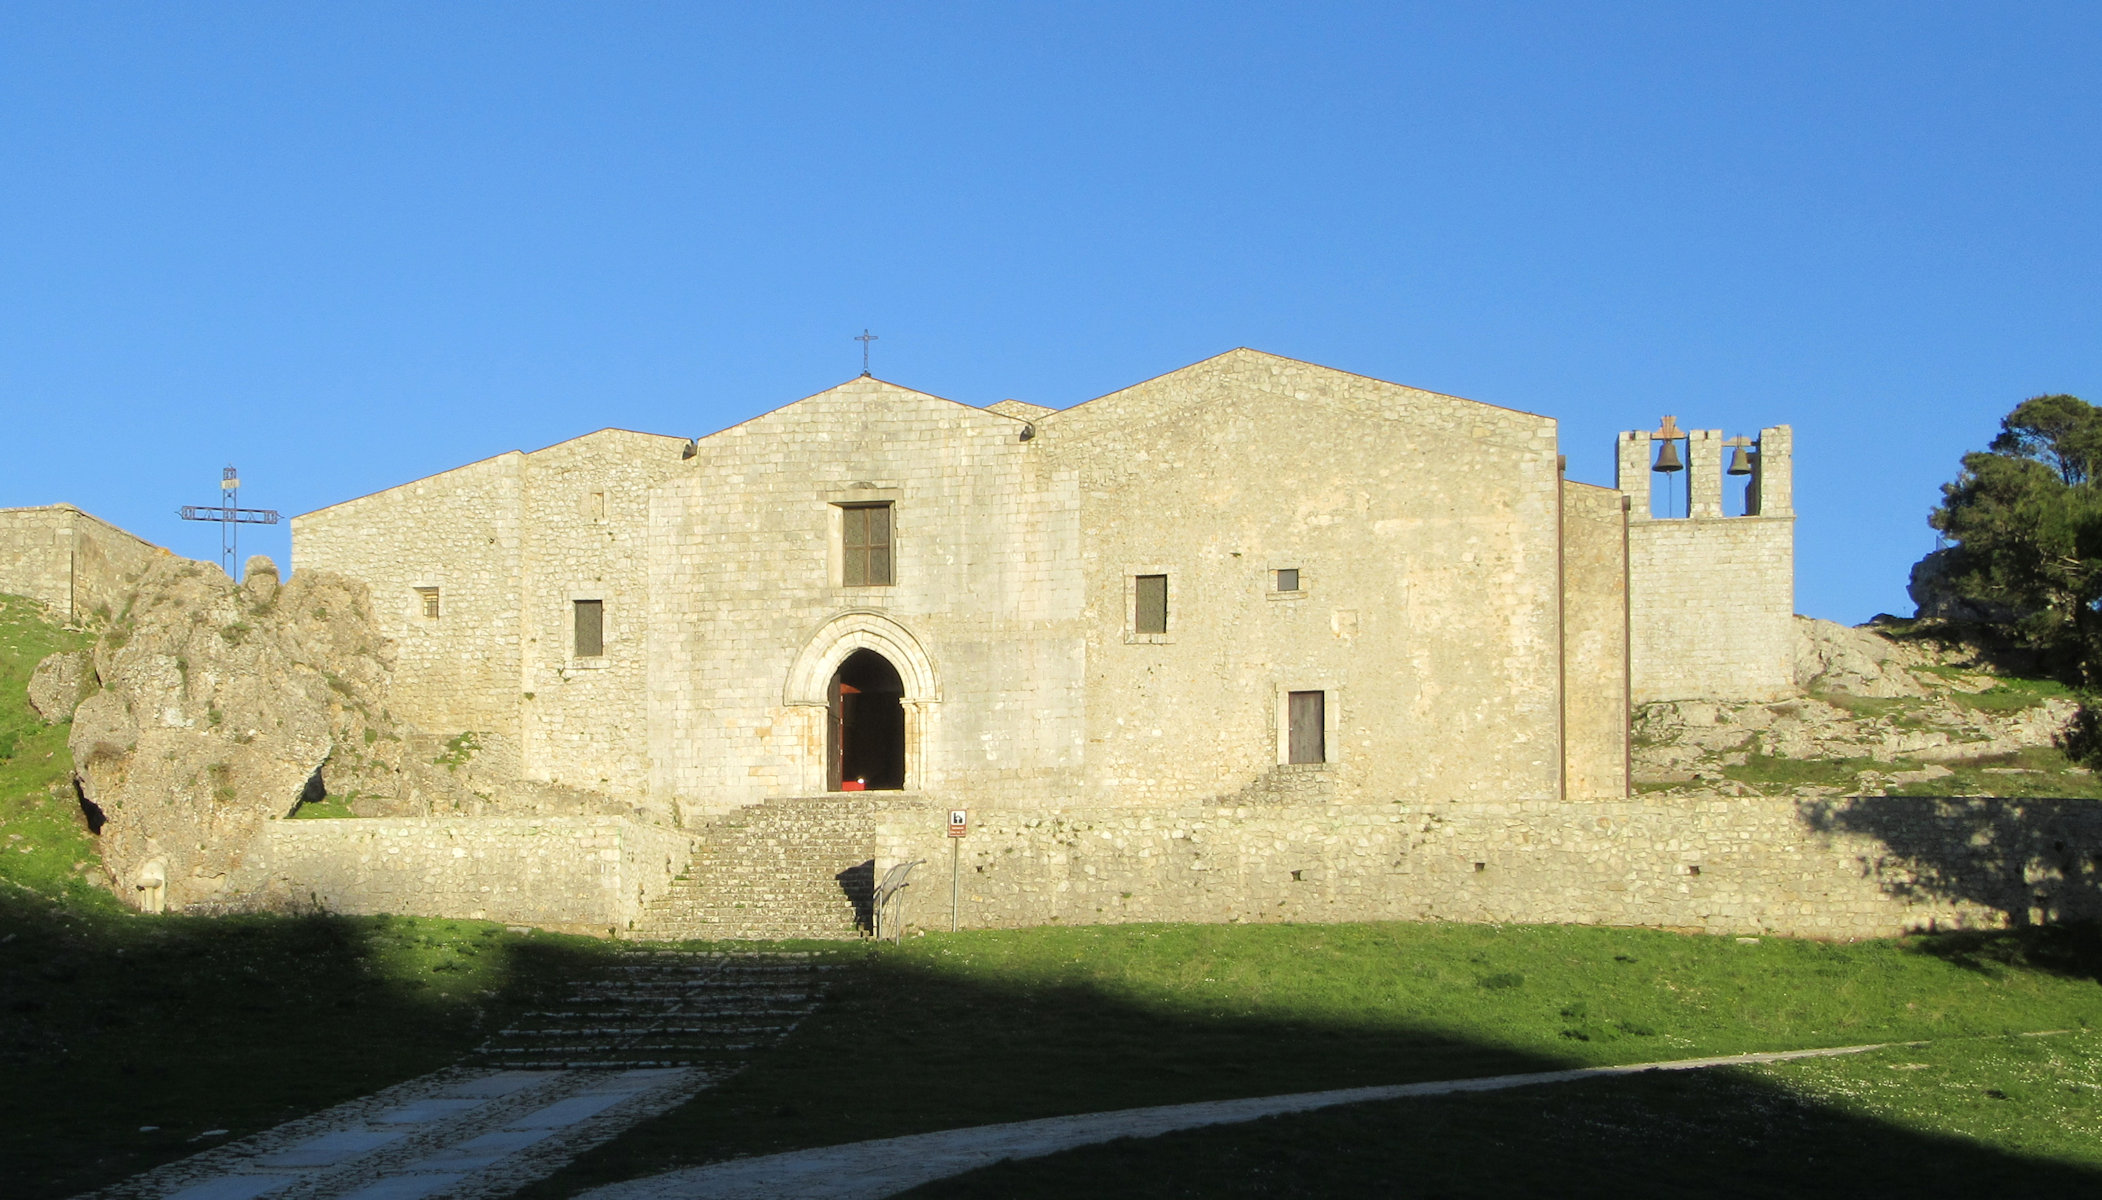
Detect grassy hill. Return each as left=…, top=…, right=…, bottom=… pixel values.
left=0, top=593, right=109, bottom=907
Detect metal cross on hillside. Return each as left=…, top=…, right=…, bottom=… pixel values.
left=856, top=329, right=878, bottom=376
left=178, top=465, right=281, bottom=575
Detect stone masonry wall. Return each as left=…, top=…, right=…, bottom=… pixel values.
left=1619, top=425, right=1795, bottom=703
left=874, top=795, right=2102, bottom=941
left=0, top=505, right=170, bottom=621
left=515, top=430, right=692, bottom=800
left=647, top=379, right=1087, bottom=816
left=1560, top=481, right=1629, bottom=799
left=293, top=453, right=528, bottom=746
left=240, top=817, right=694, bottom=935
left=1043, top=350, right=1567, bottom=807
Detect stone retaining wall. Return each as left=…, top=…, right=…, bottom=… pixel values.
left=219, top=795, right=2100, bottom=942
left=0, top=504, right=170, bottom=621
left=240, top=817, right=694, bottom=935
left=874, top=795, right=2102, bottom=940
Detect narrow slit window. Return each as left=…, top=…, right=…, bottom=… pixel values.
left=573, top=599, right=604, bottom=657
left=1275, top=568, right=1300, bottom=592
left=415, top=587, right=440, bottom=619
left=841, top=503, right=893, bottom=587
left=1288, top=690, right=1325, bottom=764
left=1135, top=574, right=1168, bottom=634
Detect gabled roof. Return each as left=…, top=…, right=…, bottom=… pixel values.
left=1044, top=347, right=1552, bottom=428
left=687, top=374, right=1033, bottom=448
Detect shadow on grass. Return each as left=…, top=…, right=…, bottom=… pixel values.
left=900, top=1059, right=2102, bottom=1199
left=1800, top=795, right=2102, bottom=939
left=0, top=888, right=619, bottom=1200
left=523, top=924, right=2102, bottom=1200
left=1905, top=921, right=2102, bottom=987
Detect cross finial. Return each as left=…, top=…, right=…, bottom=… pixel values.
left=855, top=329, right=879, bottom=376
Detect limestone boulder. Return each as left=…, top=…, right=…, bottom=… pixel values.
left=66, top=558, right=474, bottom=911
left=26, top=649, right=95, bottom=722
left=1793, top=617, right=1929, bottom=698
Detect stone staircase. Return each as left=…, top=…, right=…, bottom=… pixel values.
left=473, top=949, right=838, bottom=1068
left=626, top=796, right=881, bottom=941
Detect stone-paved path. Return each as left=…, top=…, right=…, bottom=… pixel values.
left=76, top=951, right=837, bottom=1200
left=575, top=1042, right=1903, bottom=1200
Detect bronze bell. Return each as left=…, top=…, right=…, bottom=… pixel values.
left=1653, top=437, right=1684, bottom=473
left=1727, top=444, right=1753, bottom=476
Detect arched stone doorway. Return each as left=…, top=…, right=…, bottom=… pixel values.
left=828, top=648, right=906, bottom=790
left=783, top=611, right=939, bottom=796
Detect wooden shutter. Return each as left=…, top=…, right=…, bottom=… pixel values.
left=1135, top=574, right=1168, bottom=634
left=1288, top=690, right=1325, bottom=764
left=842, top=503, right=893, bottom=587
left=574, top=600, right=604, bottom=657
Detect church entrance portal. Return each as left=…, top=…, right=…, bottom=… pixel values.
left=828, top=649, right=906, bottom=791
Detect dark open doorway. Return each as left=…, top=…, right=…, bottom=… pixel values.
left=828, top=648, right=906, bottom=791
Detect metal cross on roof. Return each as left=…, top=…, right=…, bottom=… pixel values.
left=855, top=329, right=878, bottom=376
left=178, top=465, right=280, bottom=575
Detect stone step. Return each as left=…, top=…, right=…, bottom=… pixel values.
left=627, top=796, right=878, bottom=941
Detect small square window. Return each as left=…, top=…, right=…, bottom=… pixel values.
left=1275, top=568, right=1300, bottom=592
left=1135, top=574, right=1168, bottom=634
left=841, top=503, right=893, bottom=587
left=415, top=587, right=440, bottom=619
left=573, top=599, right=604, bottom=657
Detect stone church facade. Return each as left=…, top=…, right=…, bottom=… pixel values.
left=23, top=350, right=2101, bottom=940
left=292, top=349, right=1793, bottom=830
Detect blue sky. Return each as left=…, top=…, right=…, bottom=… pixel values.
left=4, top=3, right=2098, bottom=623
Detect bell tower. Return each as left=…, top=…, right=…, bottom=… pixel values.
left=1616, top=421, right=1795, bottom=703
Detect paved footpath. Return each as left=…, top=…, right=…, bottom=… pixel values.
left=77, top=951, right=838, bottom=1200
left=577, top=1042, right=1901, bottom=1200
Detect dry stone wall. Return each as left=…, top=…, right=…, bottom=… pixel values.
left=239, top=816, right=693, bottom=934
left=874, top=794, right=2102, bottom=940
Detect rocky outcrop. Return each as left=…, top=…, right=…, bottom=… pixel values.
left=1637, top=617, right=2080, bottom=793
left=26, top=649, right=94, bottom=722
left=65, top=554, right=653, bottom=912
left=67, top=557, right=462, bottom=911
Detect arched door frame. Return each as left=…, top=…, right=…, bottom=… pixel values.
left=784, top=611, right=939, bottom=793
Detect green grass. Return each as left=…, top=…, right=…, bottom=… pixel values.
left=0, top=594, right=106, bottom=907
left=524, top=922, right=2102, bottom=1198
left=1723, top=752, right=1885, bottom=790
left=1814, top=692, right=1921, bottom=723
left=1951, top=675, right=2074, bottom=714
left=290, top=795, right=361, bottom=818
left=1887, top=746, right=2102, bottom=799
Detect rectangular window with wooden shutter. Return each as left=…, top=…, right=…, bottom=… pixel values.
left=574, top=599, right=604, bottom=657
left=841, top=503, right=893, bottom=587
left=1134, top=574, right=1168, bottom=634
left=1288, top=690, right=1325, bottom=764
